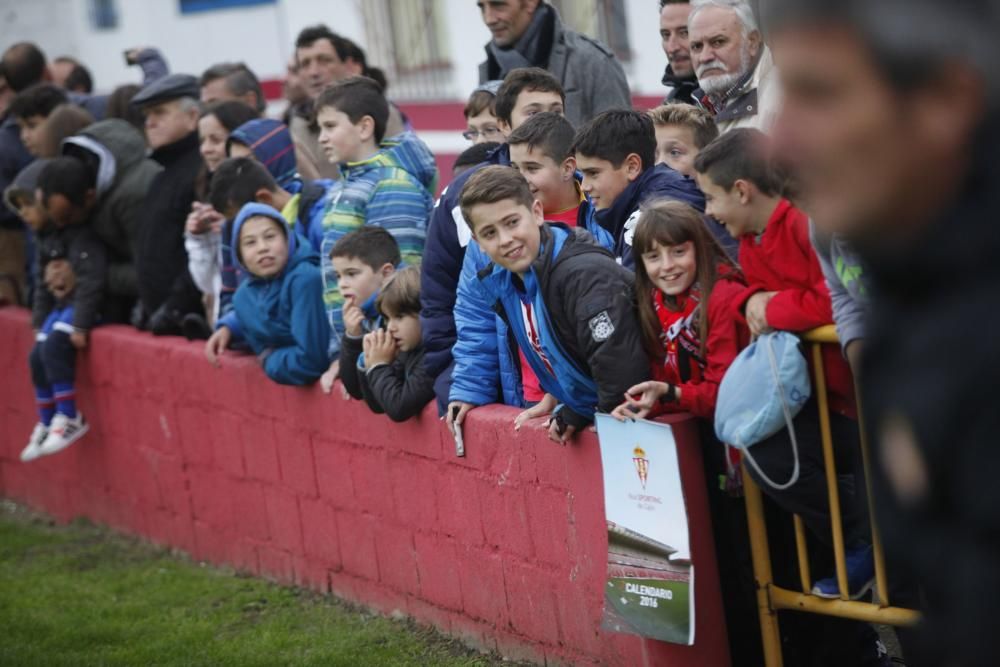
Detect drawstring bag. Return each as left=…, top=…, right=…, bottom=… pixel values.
left=715, top=331, right=811, bottom=490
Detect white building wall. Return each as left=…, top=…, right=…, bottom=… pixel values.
left=1, top=0, right=669, bottom=100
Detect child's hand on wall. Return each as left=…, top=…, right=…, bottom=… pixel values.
left=204, top=326, right=232, bottom=366
left=514, top=393, right=557, bottom=431
left=320, top=359, right=340, bottom=394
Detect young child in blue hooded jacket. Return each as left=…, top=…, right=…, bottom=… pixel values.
left=204, top=202, right=330, bottom=385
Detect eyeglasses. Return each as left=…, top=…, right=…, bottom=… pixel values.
left=462, top=126, right=504, bottom=141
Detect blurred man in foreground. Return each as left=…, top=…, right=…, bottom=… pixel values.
left=766, top=1, right=1000, bottom=665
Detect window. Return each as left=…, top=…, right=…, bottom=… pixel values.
left=89, top=0, right=119, bottom=30
left=361, top=0, right=453, bottom=100
left=550, top=0, right=631, bottom=63
left=179, top=0, right=275, bottom=14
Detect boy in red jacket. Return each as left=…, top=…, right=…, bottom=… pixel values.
left=694, top=129, right=875, bottom=604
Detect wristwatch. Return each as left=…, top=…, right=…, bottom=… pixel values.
left=659, top=383, right=678, bottom=404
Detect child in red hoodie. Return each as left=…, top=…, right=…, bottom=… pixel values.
left=694, top=129, right=875, bottom=604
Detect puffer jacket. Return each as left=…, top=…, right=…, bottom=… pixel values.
left=314, top=131, right=437, bottom=355
left=455, top=223, right=648, bottom=428
left=220, top=203, right=330, bottom=385
left=420, top=143, right=511, bottom=403
left=449, top=240, right=525, bottom=409
left=62, top=119, right=162, bottom=300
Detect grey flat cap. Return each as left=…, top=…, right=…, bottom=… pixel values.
left=131, top=73, right=199, bottom=108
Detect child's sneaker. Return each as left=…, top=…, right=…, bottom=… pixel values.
left=20, top=423, right=50, bottom=462
left=36, top=412, right=89, bottom=457
left=811, top=543, right=875, bottom=600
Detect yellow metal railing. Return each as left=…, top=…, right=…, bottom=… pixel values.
left=743, top=325, right=920, bottom=666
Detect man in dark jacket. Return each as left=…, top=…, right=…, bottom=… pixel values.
left=130, top=74, right=205, bottom=336
left=447, top=165, right=647, bottom=442
left=767, top=1, right=1000, bottom=665
left=61, top=119, right=162, bottom=321
left=659, top=0, right=699, bottom=104
left=477, top=0, right=630, bottom=127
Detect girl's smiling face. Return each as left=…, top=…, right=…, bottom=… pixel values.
left=641, top=239, right=697, bottom=296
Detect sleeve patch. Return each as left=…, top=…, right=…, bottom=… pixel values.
left=589, top=310, right=615, bottom=342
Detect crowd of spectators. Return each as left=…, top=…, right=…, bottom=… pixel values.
left=3, top=1, right=999, bottom=664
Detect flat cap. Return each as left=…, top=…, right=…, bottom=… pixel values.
left=131, top=73, right=199, bottom=108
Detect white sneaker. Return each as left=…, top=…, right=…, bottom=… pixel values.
left=20, top=422, right=49, bottom=462
left=36, top=412, right=89, bottom=457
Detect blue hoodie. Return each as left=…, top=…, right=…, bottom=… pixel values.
left=219, top=203, right=331, bottom=386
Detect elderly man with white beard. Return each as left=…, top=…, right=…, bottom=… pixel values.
left=688, top=0, right=780, bottom=133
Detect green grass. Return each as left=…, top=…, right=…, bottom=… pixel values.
left=0, top=501, right=507, bottom=667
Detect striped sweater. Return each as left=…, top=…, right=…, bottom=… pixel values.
left=313, top=132, right=438, bottom=354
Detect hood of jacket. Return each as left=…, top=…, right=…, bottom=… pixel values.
left=231, top=202, right=315, bottom=279
left=4, top=158, right=51, bottom=215
left=62, top=119, right=149, bottom=199
left=228, top=119, right=298, bottom=189
left=340, top=131, right=439, bottom=196
left=595, top=163, right=705, bottom=240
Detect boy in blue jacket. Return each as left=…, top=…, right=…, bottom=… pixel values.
left=446, top=166, right=648, bottom=443
left=420, top=67, right=566, bottom=408
left=572, top=109, right=737, bottom=268
left=204, top=203, right=330, bottom=385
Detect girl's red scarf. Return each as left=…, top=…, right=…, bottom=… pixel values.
left=652, top=286, right=704, bottom=385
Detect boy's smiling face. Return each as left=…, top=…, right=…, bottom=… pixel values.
left=317, top=105, right=368, bottom=164
left=576, top=154, right=639, bottom=211
left=332, top=255, right=393, bottom=307
left=696, top=172, right=752, bottom=238
left=510, top=143, right=575, bottom=214
left=239, top=215, right=289, bottom=278
left=469, top=197, right=545, bottom=276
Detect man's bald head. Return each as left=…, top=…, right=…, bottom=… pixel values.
left=1, top=43, right=47, bottom=93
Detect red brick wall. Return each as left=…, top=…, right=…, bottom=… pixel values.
left=0, top=307, right=731, bottom=666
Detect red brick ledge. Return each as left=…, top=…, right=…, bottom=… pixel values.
left=0, top=307, right=730, bottom=666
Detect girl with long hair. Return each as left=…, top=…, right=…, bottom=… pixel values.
left=612, top=199, right=747, bottom=420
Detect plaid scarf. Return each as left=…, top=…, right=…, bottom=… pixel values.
left=701, top=57, right=758, bottom=113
